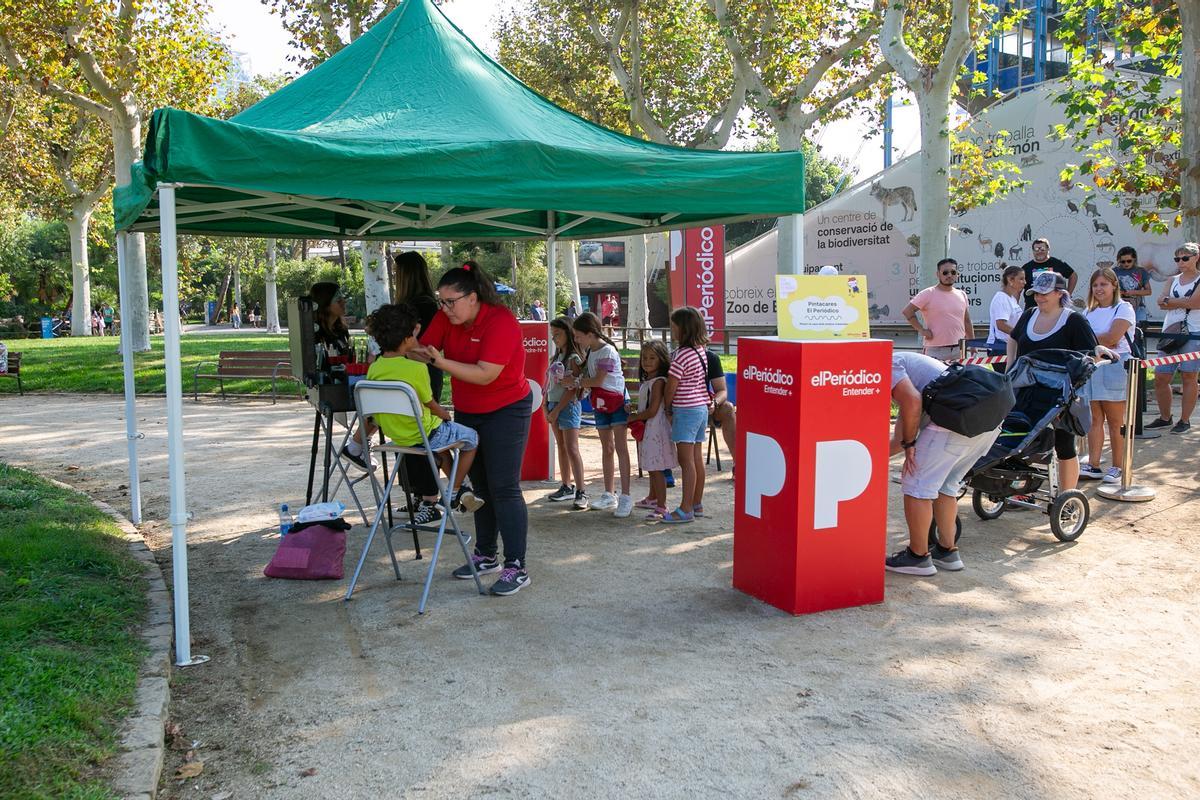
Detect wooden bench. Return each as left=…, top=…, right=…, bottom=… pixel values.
left=193, top=351, right=297, bottom=404
left=0, top=351, right=22, bottom=394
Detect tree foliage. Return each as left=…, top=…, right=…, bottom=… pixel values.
left=1051, top=0, right=1190, bottom=236
left=262, top=0, right=403, bottom=69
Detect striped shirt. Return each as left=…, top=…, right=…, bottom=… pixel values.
left=669, top=346, right=711, bottom=408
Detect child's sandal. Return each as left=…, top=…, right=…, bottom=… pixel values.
left=693, top=504, right=705, bottom=518
left=659, top=508, right=694, bottom=524
left=645, top=506, right=666, bottom=521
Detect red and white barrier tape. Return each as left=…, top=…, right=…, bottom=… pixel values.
left=1140, top=349, right=1200, bottom=368
left=956, top=354, right=1008, bottom=365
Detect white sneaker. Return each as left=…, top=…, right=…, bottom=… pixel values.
left=591, top=491, right=618, bottom=510
left=1102, top=467, right=1122, bottom=484
left=614, top=494, right=633, bottom=518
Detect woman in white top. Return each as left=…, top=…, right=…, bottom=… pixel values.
left=1079, top=268, right=1136, bottom=482
left=1147, top=242, right=1200, bottom=434
left=987, top=265, right=1025, bottom=373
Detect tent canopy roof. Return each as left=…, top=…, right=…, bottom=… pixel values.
left=114, top=0, right=804, bottom=241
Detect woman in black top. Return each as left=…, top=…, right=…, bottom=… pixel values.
left=392, top=251, right=443, bottom=398
left=1006, top=271, right=1099, bottom=491
left=310, top=281, right=352, bottom=357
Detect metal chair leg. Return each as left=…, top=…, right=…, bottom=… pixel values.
left=345, top=466, right=400, bottom=600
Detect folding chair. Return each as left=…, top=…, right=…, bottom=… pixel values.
left=344, top=380, right=486, bottom=612
left=705, top=420, right=723, bottom=471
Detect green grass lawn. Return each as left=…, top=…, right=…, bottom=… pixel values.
left=0, top=464, right=148, bottom=799
left=0, top=333, right=300, bottom=397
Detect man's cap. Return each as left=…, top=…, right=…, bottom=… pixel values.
left=1025, top=271, right=1068, bottom=296
left=310, top=281, right=340, bottom=307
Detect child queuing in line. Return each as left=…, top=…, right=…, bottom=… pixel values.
left=364, top=303, right=484, bottom=514
left=544, top=317, right=589, bottom=509
left=570, top=312, right=634, bottom=518
left=660, top=308, right=712, bottom=524
left=626, top=340, right=677, bottom=519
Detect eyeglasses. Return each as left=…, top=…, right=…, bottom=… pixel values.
left=941, top=270, right=958, bottom=276
left=1032, top=245, right=1049, bottom=251
left=438, top=293, right=469, bottom=309
left=1117, top=259, right=1134, bottom=264
left=1175, top=255, right=1195, bottom=262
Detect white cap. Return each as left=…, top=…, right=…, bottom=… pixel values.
left=818, top=265, right=839, bottom=276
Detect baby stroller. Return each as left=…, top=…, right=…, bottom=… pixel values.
left=933, top=349, right=1107, bottom=544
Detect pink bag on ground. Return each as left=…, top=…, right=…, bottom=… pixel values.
left=263, top=522, right=347, bottom=580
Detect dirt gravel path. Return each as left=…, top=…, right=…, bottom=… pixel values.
left=2, top=394, right=1198, bottom=799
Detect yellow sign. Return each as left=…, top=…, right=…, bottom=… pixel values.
left=776, top=274, right=871, bottom=340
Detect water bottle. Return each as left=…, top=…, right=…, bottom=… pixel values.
left=279, top=503, right=293, bottom=537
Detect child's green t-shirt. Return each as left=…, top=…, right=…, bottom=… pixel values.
left=365, top=356, right=442, bottom=445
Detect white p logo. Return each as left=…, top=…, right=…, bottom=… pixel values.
left=744, top=433, right=786, bottom=518
left=813, top=440, right=872, bottom=529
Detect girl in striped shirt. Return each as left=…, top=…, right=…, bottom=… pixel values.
left=661, top=307, right=712, bottom=524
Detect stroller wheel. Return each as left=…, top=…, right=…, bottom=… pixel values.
left=927, top=515, right=963, bottom=551
left=972, top=489, right=1006, bottom=520
left=1049, top=490, right=1089, bottom=542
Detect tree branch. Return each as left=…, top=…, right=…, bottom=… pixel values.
left=67, top=1, right=124, bottom=104
left=688, top=73, right=749, bottom=150
left=881, top=0, right=924, bottom=89
left=780, top=0, right=884, bottom=115
left=709, top=0, right=777, bottom=125
left=936, top=0, right=976, bottom=80
left=585, top=4, right=673, bottom=144
left=0, top=32, right=114, bottom=121
left=788, top=59, right=892, bottom=135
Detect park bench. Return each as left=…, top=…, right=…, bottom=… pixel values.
left=0, top=351, right=23, bottom=394
left=193, top=350, right=297, bottom=404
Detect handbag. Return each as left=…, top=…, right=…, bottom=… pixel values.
left=628, top=420, right=646, bottom=441
left=263, top=520, right=348, bottom=580
left=1158, top=278, right=1198, bottom=355
left=589, top=385, right=626, bottom=413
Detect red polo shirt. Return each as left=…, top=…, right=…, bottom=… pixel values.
left=421, top=302, right=529, bottom=414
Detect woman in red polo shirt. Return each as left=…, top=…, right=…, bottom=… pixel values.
left=416, top=262, right=532, bottom=596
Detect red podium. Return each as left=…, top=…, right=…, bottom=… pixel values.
left=733, top=337, right=893, bottom=614
left=520, top=321, right=551, bottom=481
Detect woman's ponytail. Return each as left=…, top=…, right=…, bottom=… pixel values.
left=439, top=259, right=501, bottom=306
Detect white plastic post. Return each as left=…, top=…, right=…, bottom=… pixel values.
left=546, top=219, right=558, bottom=482
left=1098, top=358, right=1156, bottom=502
left=115, top=232, right=143, bottom=524
left=158, top=184, right=208, bottom=667
left=790, top=213, right=804, bottom=275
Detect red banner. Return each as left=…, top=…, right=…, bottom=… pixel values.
left=519, top=322, right=550, bottom=481
left=683, top=226, right=726, bottom=343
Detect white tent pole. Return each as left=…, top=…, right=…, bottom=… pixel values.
left=791, top=213, right=805, bottom=274
left=158, top=184, right=208, bottom=668
left=546, top=216, right=557, bottom=482
left=116, top=232, right=143, bottom=524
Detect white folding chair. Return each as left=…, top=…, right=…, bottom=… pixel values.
left=344, top=380, right=485, bottom=612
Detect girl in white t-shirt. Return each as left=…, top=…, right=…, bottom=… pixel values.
left=571, top=312, right=633, bottom=517
left=1148, top=243, right=1200, bottom=434
left=1080, top=268, right=1137, bottom=482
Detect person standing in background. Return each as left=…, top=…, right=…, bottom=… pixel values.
left=1021, top=238, right=1077, bottom=308
left=566, top=300, right=579, bottom=322
left=902, top=258, right=974, bottom=361
left=1114, top=246, right=1152, bottom=325
left=986, top=265, right=1025, bottom=373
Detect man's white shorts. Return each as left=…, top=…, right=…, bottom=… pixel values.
left=901, top=425, right=1001, bottom=500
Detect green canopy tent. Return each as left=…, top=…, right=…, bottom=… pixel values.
left=113, top=0, right=804, bottom=666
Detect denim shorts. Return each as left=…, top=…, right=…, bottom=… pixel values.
left=594, top=406, right=628, bottom=429
left=1155, top=338, right=1200, bottom=375
left=1084, top=361, right=1129, bottom=403
left=670, top=405, right=709, bottom=443
left=901, top=425, right=999, bottom=500
left=547, top=399, right=581, bottom=430
left=427, top=420, right=478, bottom=451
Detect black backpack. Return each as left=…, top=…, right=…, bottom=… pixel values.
left=921, top=363, right=1016, bottom=438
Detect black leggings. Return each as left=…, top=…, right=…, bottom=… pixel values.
left=455, top=392, right=533, bottom=566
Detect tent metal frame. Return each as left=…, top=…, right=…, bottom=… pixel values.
left=120, top=182, right=803, bottom=669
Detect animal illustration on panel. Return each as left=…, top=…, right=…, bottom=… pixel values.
left=906, top=234, right=920, bottom=257
left=1020, top=154, right=1042, bottom=167
left=1084, top=201, right=1100, bottom=217
left=1094, top=219, right=1113, bottom=235
left=1096, top=241, right=1116, bottom=253
left=1067, top=200, right=1079, bottom=214
left=869, top=181, right=917, bottom=222
left=1009, top=244, right=1023, bottom=260
left=1020, top=224, right=1032, bottom=241
left=956, top=226, right=974, bottom=238
left=994, top=242, right=1005, bottom=258
left=978, top=233, right=993, bottom=252
left=1096, top=260, right=1114, bottom=270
